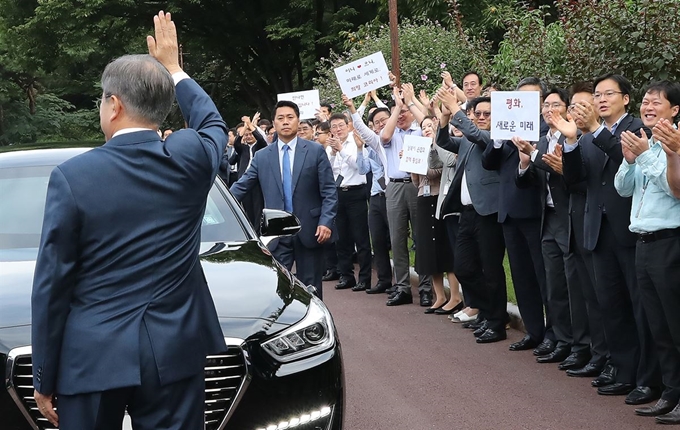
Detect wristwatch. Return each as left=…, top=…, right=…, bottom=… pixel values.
left=407, top=102, right=416, bottom=108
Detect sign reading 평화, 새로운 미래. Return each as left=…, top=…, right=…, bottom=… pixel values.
left=490, top=91, right=540, bottom=142
left=277, top=90, right=321, bottom=120
left=334, top=52, right=390, bottom=99
left=398, top=134, right=431, bottom=175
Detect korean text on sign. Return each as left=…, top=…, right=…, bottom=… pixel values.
left=334, top=52, right=390, bottom=99
left=277, top=89, right=321, bottom=120
left=398, top=135, right=431, bottom=175
left=490, top=91, right=540, bottom=142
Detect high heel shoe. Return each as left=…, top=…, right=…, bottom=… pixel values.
left=434, top=300, right=464, bottom=315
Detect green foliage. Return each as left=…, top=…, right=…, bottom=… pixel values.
left=313, top=20, right=491, bottom=107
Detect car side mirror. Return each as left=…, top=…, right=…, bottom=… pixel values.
left=260, top=209, right=301, bottom=238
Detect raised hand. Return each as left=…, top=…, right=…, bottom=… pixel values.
left=512, top=136, right=536, bottom=156
left=547, top=111, right=579, bottom=142
left=354, top=130, right=365, bottom=150
left=341, top=93, right=355, bottom=110
left=570, top=100, right=600, bottom=133
left=146, top=11, right=181, bottom=74
left=436, top=86, right=458, bottom=114
left=393, top=86, right=404, bottom=108
left=653, top=118, right=680, bottom=155
left=401, top=83, right=415, bottom=104
left=621, top=129, right=650, bottom=159
left=252, top=111, right=261, bottom=126
left=542, top=143, right=563, bottom=174
left=441, top=71, right=454, bottom=88
left=419, top=90, right=431, bottom=107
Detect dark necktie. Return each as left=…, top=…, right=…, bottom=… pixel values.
left=282, top=144, right=293, bottom=212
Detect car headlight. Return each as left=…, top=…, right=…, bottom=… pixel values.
left=262, top=297, right=336, bottom=363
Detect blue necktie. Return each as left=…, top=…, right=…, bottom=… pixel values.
left=282, top=144, right=293, bottom=212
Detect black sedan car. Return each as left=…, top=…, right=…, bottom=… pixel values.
left=0, top=148, right=344, bottom=430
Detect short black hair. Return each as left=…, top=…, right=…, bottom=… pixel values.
left=545, top=88, right=570, bottom=106
left=570, top=81, right=593, bottom=98
left=316, top=121, right=330, bottom=132
left=593, top=73, right=632, bottom=97
left=329, top=113, right=348, bottom=124
left=265, top=124, right=274, bottom=133
left=228, top=127, right=238, bottom=136
left=462, top=71, right=483, bottom=86
left=516, top=77, right=548, bottom=98
left=368, top=107, right=390, bottom=123
left=273, top=100, right=300, bottom=118
left=644, top=80, right=680, bottom=111
left=320, top=102, right=332, bottom=113
left=257, top=118, right=271, bottom=127
left=469, top=96, right=491, bottom=112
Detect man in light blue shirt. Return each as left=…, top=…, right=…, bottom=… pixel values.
left=614, top=81, right=680, bottom=422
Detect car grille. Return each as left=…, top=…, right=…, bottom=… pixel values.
left=6, top=340, right=250, bottom=430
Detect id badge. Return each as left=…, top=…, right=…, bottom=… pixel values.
left=423, top=184, right=431, bottom=196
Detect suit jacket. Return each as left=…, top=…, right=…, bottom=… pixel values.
left=435, top=110, right=500, bottom=217
left=31, top=78, right=228, bottom=396
left=562, top=114, right=650, bottom=251
left=233, top=131, right=267, bottom=178
left=230, top=138, right=338, bottom=249
left=515, top=134, right=570, bottom=232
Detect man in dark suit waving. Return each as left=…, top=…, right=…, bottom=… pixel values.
left=31, top=12, right=228, bottom=429
left=230, top=101, right=338, bottom=299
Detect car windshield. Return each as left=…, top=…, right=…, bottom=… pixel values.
left=0, top=164, right=249, bottom=259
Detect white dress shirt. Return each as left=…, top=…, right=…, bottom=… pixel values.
left=518, top=130, right=561, bottom=207
left=328, top=133, right=366, bottom=187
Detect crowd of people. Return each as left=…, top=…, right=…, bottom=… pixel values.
left=222, top=70, right=680, bottom=424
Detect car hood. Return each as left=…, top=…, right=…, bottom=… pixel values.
left=0, top=240, right=311, bottom=351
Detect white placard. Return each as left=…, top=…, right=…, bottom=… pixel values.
left=398, top=135, right=431, bottom=175
left=277, top=90, right=321, bottom=120
left=334, top=52, right=390, bottom=99
left=490, top=91, right=540, bottom=141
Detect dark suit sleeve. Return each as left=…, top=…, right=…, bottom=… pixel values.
left=482, top=141, right=508, bottom=171
left=253, top=130, right=267, bottom=152
left=175, top=78, right=228, bottom=176
left=233, top=135, right=244, bottom=154
left=316, top=147, right=338, bottom=230
left=31, top=167, right=80, bottom=395
left=591, top=124, right=651, bottom=165
left=228, top=149, right=239, bottom=165
left=516, top=162, right=539, bottom=189
left=562, top=144, right=588, bottom=185
left=436, top=125, right=461, bottom=154
left=451, top=110, right=492, bottom=149
left=229, top=150, right=260, bottom=201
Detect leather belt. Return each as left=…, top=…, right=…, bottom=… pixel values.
left=338, top=184, right=365, bottom=191
left=637, top=227, right=680, bottom=243
left=390, top=177, right=412, bottom=183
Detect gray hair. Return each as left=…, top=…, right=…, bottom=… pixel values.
left=101, top=54, right=175, bottom=127
left=516, top=77, right=548, bottom=98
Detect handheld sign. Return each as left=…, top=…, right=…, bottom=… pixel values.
left=334, top=52, right=390, bottom=99
left=398, top=135, right=431, bottom=175
left=490, top=91, right=540, bottom=142
left=277, top=90, right=321, bottom=120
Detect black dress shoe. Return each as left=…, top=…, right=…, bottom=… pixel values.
left=566, top=362, right=605, bottom=378
left=386, top=291, right=413, bottom=306
left=322, top=270, right=340, bottom=282
left=536, top=346, right=571, bottom=363
left=419, top=291, right=433, bottom=307
left=533, top=339, right=556, bottom=356
left=591, top=364, right=617, bottom=387
left=366, top=283, right=390, bottom=294
left=351, top=281, right=368, bottom=292
left=476, top=328, right=507, bottom=343
left=335, top=277, right=356, bottom=290
left=558, top=352, right=591, bottom=371
left=597, top=382, right=635, bottom=396
left=656, top=405, right=680, bottom=424
left=424, top=304, right=445, bottom=314
left=473, top=321, right=490, bottom=338
left=385, top=286, right=397, bottom=294
left=433, top=301, right=464, bottom=315
left=462, top=318, right=485, bottom=330
left=635, top=399, right=677, bottom=416
left=625, top=386, right=662, bottom=405
left=509, top=335, right=540, bottom=351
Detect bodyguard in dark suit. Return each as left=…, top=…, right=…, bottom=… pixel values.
left=563, top=74, right=661, bottom=403
left=230, top=100, right=338, bottom=299
left=481, top=77, right=549, bottom=352
left=31, top=12, right=227, bottom=429
left=435, top=90, right=507, bottom=343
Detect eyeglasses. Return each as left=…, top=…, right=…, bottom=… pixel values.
left=315, top=131, right=329, bottom=136
left=330, top=124, right=347, bottom=130
left=473, top=111, right=491, bottom=118
left=542, top=102, right=566, bottom=110
left=373, top=118, right=389, bottom=127
left=95, top=93, right=113, bottom=110
left=593, top=91, right=623, bottom=100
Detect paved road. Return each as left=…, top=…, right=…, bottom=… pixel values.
left=323, top=280, right=656, bottom=430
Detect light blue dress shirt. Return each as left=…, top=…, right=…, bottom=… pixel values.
left=357, top=147, right=386, bottom=196
left=614, top=138, right=680, bottom=233
left=380, top=124, right=422, bottom=179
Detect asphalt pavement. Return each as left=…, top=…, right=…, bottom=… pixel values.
left=323, top=278, right=657, bottom=430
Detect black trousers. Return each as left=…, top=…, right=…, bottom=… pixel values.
left=541, top=210, right=573, bottom=349
left=273, top=235, right=325, bottom=299
left=58, top=323, right=205, bottom=430
left=369, top=193, right=392, bottom=286
left=636, top=236, right=680, bottom=402
left=336, top=187, right=372, bottom=284
left=453, top=207, right=507, bottom=332
left=502, top=217, right=546, bottom=342
left=591, top=216, right=661, bottom=386
left=570, top=193, right=608, bottom=363
left=324, top=241, right=338, bottom=273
